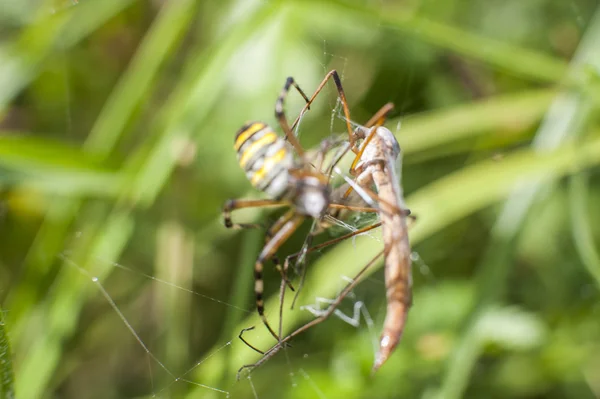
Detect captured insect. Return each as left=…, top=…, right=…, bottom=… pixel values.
left=223, top=70, right=381, bottom=345
left=345, top=106, right=412, bottom=371
left=236, top=101, right=413, bottom=376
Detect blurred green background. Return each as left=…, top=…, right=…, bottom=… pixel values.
left=1, top=0, right=600, bottom=398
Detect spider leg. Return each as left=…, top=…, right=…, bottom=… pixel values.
left=287, top=70, right=356, bottom=150
left=238, top=327, right=263, bottom=355
left=342, top=102, right=396, bottom=200
left=288, top=212, right=383, bottom=309
left=238, top=209, right=302, bottom=353
left=238, top=249, right=385, bottom=380
left=274, top=77, right=310, bottom=157
left=266, top=210, right=297, bottom=292
left=222, top=198, right=288, bottom=230
left=363, top=102, right=395, bottom=130
left=329, top=170, right=411, bottom=222
left=289, top=220, right=319, bottom=310
left=277, top=214, right=383, bottom=335
left=276, top=70, right=356, bottom=159
left=238, top=325, right=293, bottom=355
left=284, top=214, right=382, bottom=268
left=225, top=199, right=300, bottom=352
left=343, top=167, right=411, bottom=218
left=254, top=213, right=305, bottom=341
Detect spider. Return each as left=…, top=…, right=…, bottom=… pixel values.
left=234, top=100, right=414, bottom=376
left=222, top=70, right=383, bottom=344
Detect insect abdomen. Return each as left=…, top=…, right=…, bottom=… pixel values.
left=235, top=122, right=294, bottom=198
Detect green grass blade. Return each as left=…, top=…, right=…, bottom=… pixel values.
left=399, top=89, right=556, bottom=154
left=0, top=310, right=15, bottom=399
left=85, top=0, right=197, bottom=156
left=0, top=134, right=105, bottom=169
left=300, top=0, right=567, bottom=82
left=0, top=134, right=122, bottom=197
left=0, top=0, right=135, bottom=108
left=569, top=173, right=600, bottom=288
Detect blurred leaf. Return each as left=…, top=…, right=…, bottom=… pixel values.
left=300, top=0, right=567, bottom=82
left=407, top=281, right=475, bottom=332
left=86, top=0, right=197, bottom=157
left=0, top=134, right=106, bottom=169
left=0, top=134, right=122, bottom=197
left=0, top=0, right=135, bottom=108
left=400, top=89, right=555, bottom=154
left=569, top=173, right=600, bottom=288
left=476, top=307, right=546, bottom=350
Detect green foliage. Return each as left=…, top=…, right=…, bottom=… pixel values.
left=1, top=1, right=600, bottom=398
left=0, top=309, right=15, bottom=399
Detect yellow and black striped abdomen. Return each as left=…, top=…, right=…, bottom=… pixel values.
left=235, top=122, right=295, bottom=199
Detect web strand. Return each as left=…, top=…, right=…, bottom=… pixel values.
left=59, top=253, right=231, bottom=397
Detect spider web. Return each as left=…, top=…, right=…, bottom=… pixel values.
left=57, top=251, right=233, bottom=397
left=56, top=216, right=397, bottom=398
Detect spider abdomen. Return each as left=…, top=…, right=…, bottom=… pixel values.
left=235, top=121, right=295, bottom=198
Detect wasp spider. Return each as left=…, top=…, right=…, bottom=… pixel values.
left=223, top=70, right=384, bottom=344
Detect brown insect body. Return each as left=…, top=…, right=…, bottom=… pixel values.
left=353, top=126, right=412, bottom=372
